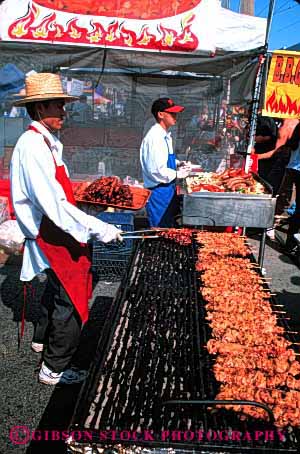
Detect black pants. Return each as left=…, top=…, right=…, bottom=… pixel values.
left=275, top=170, right=294, bottom=215
left=266, top=146, right=291, bottom=196
left=258, top=156, right=276, bottom=183
left=283, top=169, right=300, bottom=246
left=159, top=194, right=181, bottom=228
left=33, top=269, right=82, bottom=373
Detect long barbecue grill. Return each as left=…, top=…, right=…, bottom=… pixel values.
left=68, top=237, right=300, bottom=454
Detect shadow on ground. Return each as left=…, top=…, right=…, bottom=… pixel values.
left=275, top=289, right=300, bottom=331
left=25, top=295, right=113, bottom=454
left=0, top=255, right=44, bottom=336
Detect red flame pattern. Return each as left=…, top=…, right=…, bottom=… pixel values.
left=266, top=90, right=300, bottom=116
left=8, top=2, right=198, bottom=52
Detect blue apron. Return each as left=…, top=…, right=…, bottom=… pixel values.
left=146, top=150, right=177, bottom=227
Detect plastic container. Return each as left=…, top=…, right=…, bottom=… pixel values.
left=97, top=161, right=105, bottom=177
left=92, top=212, right=134, bottom=281
left=0, top=196, right=9, bottom=224
left=92, top=253, right=132, bottom=282
left=94, top=212, right=134, bottom=253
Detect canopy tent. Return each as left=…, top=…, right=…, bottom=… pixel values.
left=0, top=0, right=266, bottom=54
left=0, top=41, right=264, bottom=101
left=287, top=43, right=300, bottom=51
left=0, top=0, right=268, bottom=181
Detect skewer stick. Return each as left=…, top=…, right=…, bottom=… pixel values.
left=123, top=235, right=160, bottom=239
left=204, top=345, right=296, bottom=351
left=121, top=228, right=169, bottom=235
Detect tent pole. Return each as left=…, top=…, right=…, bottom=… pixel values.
left=225, top=78, right=231, bottom=168
left=245, top=0, right=276, bottom=172
left=245, top=55, right=265, bottom=172
left=265, top=0, right=276, bottom=49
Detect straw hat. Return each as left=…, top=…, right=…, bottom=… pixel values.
left=14, top=73, right=78, bottom=106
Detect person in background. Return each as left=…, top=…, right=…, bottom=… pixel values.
left=254, top=113, right=278, bottom=182
left=277, top=122, right=300, bottom=252
left=255, top=119, right=299, bottom=241
left=190, top=105, right=210, bottom=129
left=10, top=73, right=122, bottom=385
left=140, top=97, right=190, bottom=227
left=66, top=94, right=92, bottom=123
left=219, top=99, right=227, bottom=127
left=9, top=105, right=28, bottom=118
left=257, top=119, right=299, bottom=196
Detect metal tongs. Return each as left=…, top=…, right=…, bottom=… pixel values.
left=120, top=228, right=169, bottom=239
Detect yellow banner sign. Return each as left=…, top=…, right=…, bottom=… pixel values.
left=263, top=50, right=300, bottom=119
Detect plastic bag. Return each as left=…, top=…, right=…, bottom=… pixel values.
left=0, top=220, right=25, bottom=255
left=0, top=196, right=9, bottom=225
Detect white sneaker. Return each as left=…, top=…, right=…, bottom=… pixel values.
left=31, top=342, right=44, bottom=353
left=261, top=267, right=267, bottom=276
left=38, top=362, right=87, bottom=385
left=294, top=233, right=300, bottom=245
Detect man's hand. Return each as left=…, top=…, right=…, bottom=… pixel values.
left=179, top=160, right=192, bottom=171
left=102, top=225, right=123, bottom=243
left=176, top=168, right=190, bottom=179
left=115, top=231, right=123, bottom=242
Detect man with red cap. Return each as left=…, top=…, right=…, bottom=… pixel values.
left=140, top=97, right=190, bottom=227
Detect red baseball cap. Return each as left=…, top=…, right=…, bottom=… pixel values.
left=151, top=97, right=185, bottom=116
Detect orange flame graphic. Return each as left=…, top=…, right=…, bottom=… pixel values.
left=65, top=19, right=88, bottom=42
left=137, top=27, right=156, bottom=46
left=8, top=4, right=37, bottom=38
left=7, top=2, right=198, bottom=51
left=266, top=90, right=300, bottom=116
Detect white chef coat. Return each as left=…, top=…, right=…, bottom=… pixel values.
left=140, top=123, right=178, bottom=188
left=10, top=121, right=118, bottom=281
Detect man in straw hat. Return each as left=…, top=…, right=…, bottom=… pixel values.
left=10, top=72, right=122, bottom=385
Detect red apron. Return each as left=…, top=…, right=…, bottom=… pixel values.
left=28, top=125, right=92, bottom=323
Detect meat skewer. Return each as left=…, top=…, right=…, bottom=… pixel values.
left=83, top=176, right=134, bottom=206
left=195, top=231, right=300, bottom=428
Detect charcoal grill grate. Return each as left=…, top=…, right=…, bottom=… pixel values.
left=70, top=238, right=300, bottom=453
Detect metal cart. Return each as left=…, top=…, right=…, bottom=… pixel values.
left=182, top=183, right=276, bottom=269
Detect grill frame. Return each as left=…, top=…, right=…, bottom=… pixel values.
left=69, top=237, right=300, bottom=454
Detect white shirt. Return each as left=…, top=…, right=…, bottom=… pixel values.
left=287, top=143, right=300, bottom=172
left=140, top=123, right=177, bottom=188
left=10, top=121, right=118, bottom=281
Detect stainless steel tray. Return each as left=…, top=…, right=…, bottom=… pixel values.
left=186, top=172, right=273, bottom=197
left=185, top=191, right=272, bottom=199
left=183, top=171, right=275, bottom=228
left=182, top=192, right=276, bottom=229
